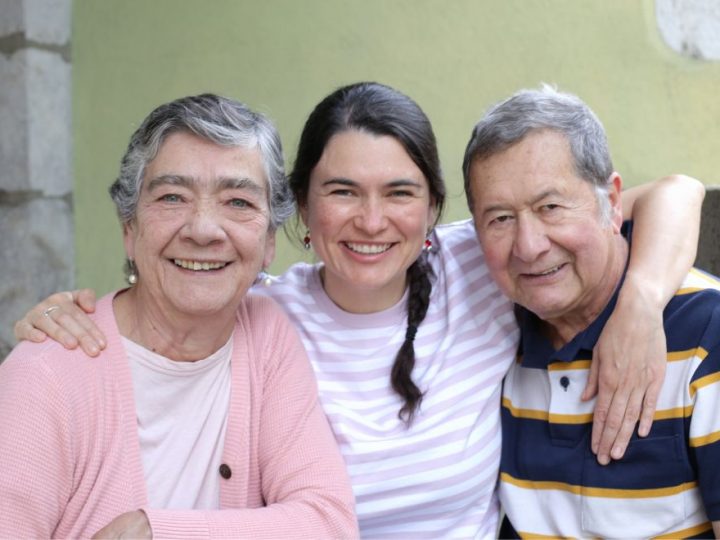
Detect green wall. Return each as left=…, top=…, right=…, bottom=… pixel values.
left=73, top=0, right=720, bottom=294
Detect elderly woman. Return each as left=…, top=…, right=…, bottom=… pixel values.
left=0, top=94, right=357, bottom=539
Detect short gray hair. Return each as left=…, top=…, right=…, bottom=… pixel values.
left=110, top=93, right=294, bottom=230
left=462, top=85, right=614, bottom=217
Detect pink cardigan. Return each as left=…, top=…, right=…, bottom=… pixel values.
left=0, top=292, right=358, bottom=539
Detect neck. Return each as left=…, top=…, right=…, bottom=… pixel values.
left=113, top=288, right=236, bottom=361
left=544, top=236, right=629, bottom=348
left=320, top=266, right=407, bottom=314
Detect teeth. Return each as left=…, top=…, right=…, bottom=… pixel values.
left=536, top=265, right=561, bottom=276
left=174, top=259, right=227, bottom=271
left=346, top=243, right=392, bottom=254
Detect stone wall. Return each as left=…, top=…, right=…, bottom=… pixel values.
left=0, top=0, right=73, bottom=361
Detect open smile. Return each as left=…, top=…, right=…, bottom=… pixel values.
left=520, top=263, right=567, bottom=279
left=173, top=258, right=229, bottom=271
left=343, top=242, right=393, bottom=255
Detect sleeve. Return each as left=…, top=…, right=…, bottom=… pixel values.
left=0, top=348, right=74, bottom=538
left=688, top=304, right=720, bottom=520
left=144, top=301, right=359, bottom=539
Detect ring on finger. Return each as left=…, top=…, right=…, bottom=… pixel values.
left=43, top=305, right=61, bottom=318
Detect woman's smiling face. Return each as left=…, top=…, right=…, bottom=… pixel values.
left=123, top=131, right=275, bottom=321
left=301, top=129, right=436, bottom=312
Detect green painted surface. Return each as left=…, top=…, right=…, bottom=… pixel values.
left=73, top=0, right=720, bottom=294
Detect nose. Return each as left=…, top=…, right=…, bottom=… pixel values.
left=354, top=196, right=388, bottom=234
left=181, top=200, right=226, bottom=245
left=512, top=214, right=550, bottom=262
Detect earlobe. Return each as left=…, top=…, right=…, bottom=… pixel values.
left=122, top=221, right=136, bottom=260
left=608, top=173, right=624, bottom=232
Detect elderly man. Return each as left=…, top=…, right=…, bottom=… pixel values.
left=463, top=86, right=720, bottom=539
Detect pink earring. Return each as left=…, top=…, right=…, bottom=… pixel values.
left=423, top=238, right=432, bottom=252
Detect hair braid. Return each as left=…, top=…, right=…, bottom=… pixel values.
left=392, top=253, right=434, bottom=425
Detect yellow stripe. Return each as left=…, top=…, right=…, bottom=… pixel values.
left=654, top=405, right=693, bottom=420
left=549, top=412, right=593, bottom=424
left=689, top=370, right=720, bottom=399
left=517, top=531, right=577, bottom=539
left=548, top=360, right=591, bottom=371
left=689, top=429, right=720, bottom=448
left=502, top=397, right=549, bottom=421
left=653, top=521, right=712, bottom=539
left=667, top=347, right=708, bottom=362
left=501, top=472, right=697, bottom=499
left=676, top=287, right=704, bottom=296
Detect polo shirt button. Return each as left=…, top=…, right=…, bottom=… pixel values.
left=219, top=463, right=232, bottom=479
left=560, top=376, right=570, bottom=391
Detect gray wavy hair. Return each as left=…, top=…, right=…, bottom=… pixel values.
left=462, top=84, right=614, bottom=219
left=110, top=93, right=294, bottom=230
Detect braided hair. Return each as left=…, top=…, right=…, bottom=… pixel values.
left=290, top=82, right=446, bottom=425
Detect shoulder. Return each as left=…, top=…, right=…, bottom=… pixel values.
left=432, top=218, right=479, bottom=247
left=251, top=262, right=321, bottom=302
left=235, top=293, right=304, bottom=352
left=1, top=292, right=126, bottom=408
left=666, top=269, right=720, bottom=354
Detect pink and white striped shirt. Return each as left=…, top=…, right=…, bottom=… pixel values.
left=255, top=219, right=519, bottom=538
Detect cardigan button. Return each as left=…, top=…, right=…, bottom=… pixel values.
left=219, top=463, right=232, bottom=479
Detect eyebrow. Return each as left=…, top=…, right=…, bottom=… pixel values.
left=321, top=178, right=424, bottom=188
left=481, top=189, right=564, bottom=216
left=146, top=174, right=264, bottom=194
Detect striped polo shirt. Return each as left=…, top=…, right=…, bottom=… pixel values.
left=499, top=248, right=720, bottom=537
left=253, top=219, right=519, bottom=538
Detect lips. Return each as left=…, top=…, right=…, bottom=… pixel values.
left=344, top=242, right=393, bottom=255
left=173, top=259, right=228, bottom=271
left=520, top=263, right=567, bottom=278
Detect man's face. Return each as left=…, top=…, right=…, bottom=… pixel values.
left=468, top=129, right=623, bottom=326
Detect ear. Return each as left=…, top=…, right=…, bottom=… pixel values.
left=298, top=200, right=309, bottom=229
left=427, top=197, right=439, bottom=230
left=262, top=230, right=276, bottom=269
left=607, top=172, right=623, bottom=233
left=122, top=221, right=137, bottom=260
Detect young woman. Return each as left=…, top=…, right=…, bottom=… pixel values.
left=15, top=82, right=704, bottom=538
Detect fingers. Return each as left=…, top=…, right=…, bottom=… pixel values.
left=592, top=382, right=633, bottom=465
left=590, top=376, right=612, bottom=459
left=49, top=308, right=104, bottom=356
left=582, top=355, right=600, bottom=401
left=638, top=363, right=664, bottom=437
left=14, top=290, right=106, bottom=356
left=13, top=319, right=48, bottom=343
left=75, top=288, right=98, bottom=314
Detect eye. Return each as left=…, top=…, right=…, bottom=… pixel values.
left=389, top=189, right=413, bottom=198
left=541, top=203, right=560, bottom=212
left=489, top=214, right=514, bottom=226
left=229, top=198, right=251, bottom=208
left=329, top=188, right=354, bottom=197
left=160, top=193, right=183, bottom=203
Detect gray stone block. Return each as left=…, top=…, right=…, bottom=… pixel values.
left=0, top=0, right=72, bottom=44
left=0, top=49, right=71, bottom=196
left=696, top=186, right=720, bottom=276
left=0, top=0, right=24, bottom=37
left=0, top=198, right=75, bottom=362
